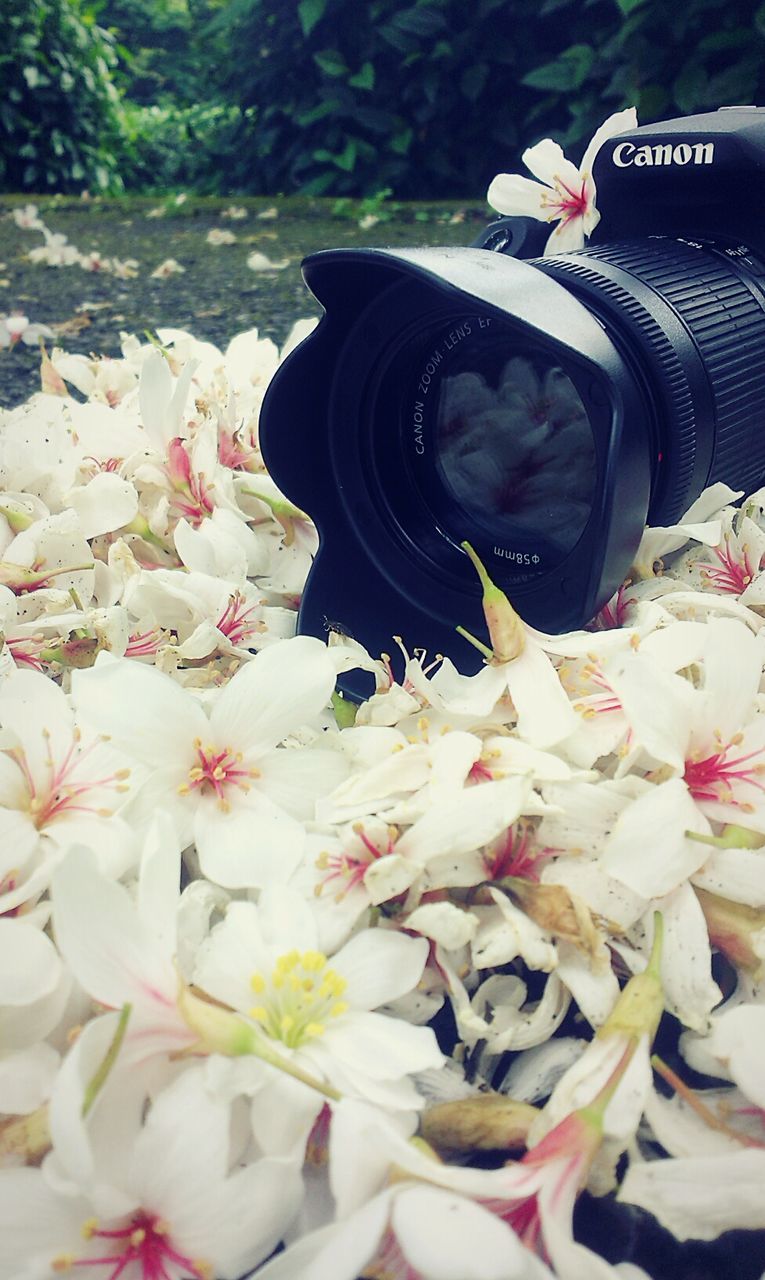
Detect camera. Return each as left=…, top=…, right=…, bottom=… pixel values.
left=260, top=107, right=765, bottom=699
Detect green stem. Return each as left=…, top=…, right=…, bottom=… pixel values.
left=82, top=1003, right=132, bottom=1117
left=455, top=624, right=494, bottom=662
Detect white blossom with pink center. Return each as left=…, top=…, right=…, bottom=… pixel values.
left=69, top=637, right=347, bottom=887
left=487, top=109, right=637, bottom=254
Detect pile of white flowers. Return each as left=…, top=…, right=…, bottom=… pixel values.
left=3, top=113, right=765, bottom=1280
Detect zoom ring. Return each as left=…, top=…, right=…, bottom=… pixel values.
left=534, top=249, right=699, bottom=519
left=553, top=239, right=765, bottom=508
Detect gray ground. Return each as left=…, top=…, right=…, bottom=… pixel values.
left=0, top=194, right=485, bottom=407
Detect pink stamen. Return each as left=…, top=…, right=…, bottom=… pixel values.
left=684, top=739, right=765, bottom=805
left=317, top=824, right=395, bottom=899
left=217, top=428, right=257, bottom=471
left=696, top=538, right=760, bottom=595
left=591, top=583, right=636, bottom=630
left=6, top=733, right=128, bottom=829
left=484, top=823, right=547, bottom=882
left=546, top=176, right=588, bottom=225
left=182, top=740, right=258, bottom=805
left=62, top=1212, right=210, bottom=1280
left=215, top=593, right=262, bottom=646
left=468, top=759, right=493, bottom=784
left=126, top=629, right=164, bottom=658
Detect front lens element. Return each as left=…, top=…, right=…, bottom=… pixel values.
left=405, top=316, right=598, bottom=570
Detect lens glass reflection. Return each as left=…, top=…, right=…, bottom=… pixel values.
left=433, top=328, right=597, bottom=558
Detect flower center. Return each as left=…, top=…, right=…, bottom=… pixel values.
left=215, top=593, right=264, bottom=646
left=316, top=823, right=395, bottom=900
left=695, top=537, right=759, bottom=594
left=7, top=731, right=130, bottom=830
left=52, top=1212, right=212, bottom=1280
left=544, top=175, right=588, bottom=225
left=179, top=739, right=260, bottom=809
left=684, top=735, right=765, bottom=807
left=249, top=949, right=348, bottom=1048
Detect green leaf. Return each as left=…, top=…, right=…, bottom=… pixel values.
left=313, top=137, right=358, bottom=171
left=522, top=44, right=593, bottom=92
left=389, top=126, right=413, bottom=155
left=614, top=0, right=648, bottom=13
left=672, top=62, right=708, bottom=114
left=391, top=5, right=447, bottom=39
left=297, top=0, right=327, bottom=37
left=756, top=2, right=765, bottom=37
left=348, top=60, right=375, bottom=90
left=460, top=63, right=488, bottom=102
left=313, top=49, right=348, bottom=77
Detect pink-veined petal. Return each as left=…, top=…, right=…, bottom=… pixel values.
left=51, top=848, right=178, bottom=1014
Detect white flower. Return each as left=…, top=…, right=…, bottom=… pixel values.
left=0, top=1067, right=303, bottom=1279
left=150, top=258, right=185, bottom=278
left=206, top=227, right=237, bottom=245
left=0, top=668, right=135, bottom=883
left=70, top=638, right=346, bottom=887
left=192, top=888, right=443, bottom=1124
left=246, top=251, right=290, bottom=271
left=487, top=108, right=638, bottom=253
left=0, top=313, right=54, bottom=348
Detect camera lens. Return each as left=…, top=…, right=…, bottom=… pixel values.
left=428, top=328, right=597, bottom=565
left=535, top=237, right=765, bottom=523
left=369, top=307, right=605, bottom=588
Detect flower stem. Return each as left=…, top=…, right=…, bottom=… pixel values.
left=651, top=1055, right=765, bottom=1149
left=82, top=1003, right=132, bottom=1117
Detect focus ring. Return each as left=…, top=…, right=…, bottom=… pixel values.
left=582, top=240, right=765, bottom=484
left=534, top=243, right=710, bottom=521
left=540, top=239, right=765, bottom=519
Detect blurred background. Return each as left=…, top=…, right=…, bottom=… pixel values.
left=4, top=0, right=765, bottom=200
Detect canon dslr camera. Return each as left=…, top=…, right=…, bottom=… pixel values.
left=261, top=107, right=765, bottom=698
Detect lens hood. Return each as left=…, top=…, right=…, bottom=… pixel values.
left=260, top=247, right=652, bottom=698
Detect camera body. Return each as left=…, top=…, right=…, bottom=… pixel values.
left=260, top=108, right=765, bottom=699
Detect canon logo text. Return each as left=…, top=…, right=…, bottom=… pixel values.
left=612, top=140, right=715, bottom=168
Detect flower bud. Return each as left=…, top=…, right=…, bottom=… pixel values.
left=0, top=1106, right=50, bottom=1164
left=460, top=541, right=525, bottom=663
left=420, top=1094, right=538, bottom=1155
left=178, top=984, right=259, bottom=1056
left=695, top=888, right=765, bottom=977
left=597, top=912, right=664, bottom=1044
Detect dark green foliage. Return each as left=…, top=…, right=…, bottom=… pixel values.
left=210, top=0, right=765, bottom=197
left=5, top=0, right=765, bottom=197
left=0, top=0, right=125, bottom=192
left=209, top=0, right=551, bottom=197
left=94, top=0, right=227, bottom=106
left=117, top=101, right=245, bottom=192
left=520, top=0, right=765, bottom=156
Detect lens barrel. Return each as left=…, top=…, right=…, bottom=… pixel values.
left=534, top=238, right=765, bottom=522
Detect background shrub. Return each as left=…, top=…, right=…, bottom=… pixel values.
left=210, top=0, right=765, bottom=197
left=208, top=0, right=550, bottom=197
left=0, top=0, right=125, bottom=192
left=4, top=0, right=765, bottom=197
